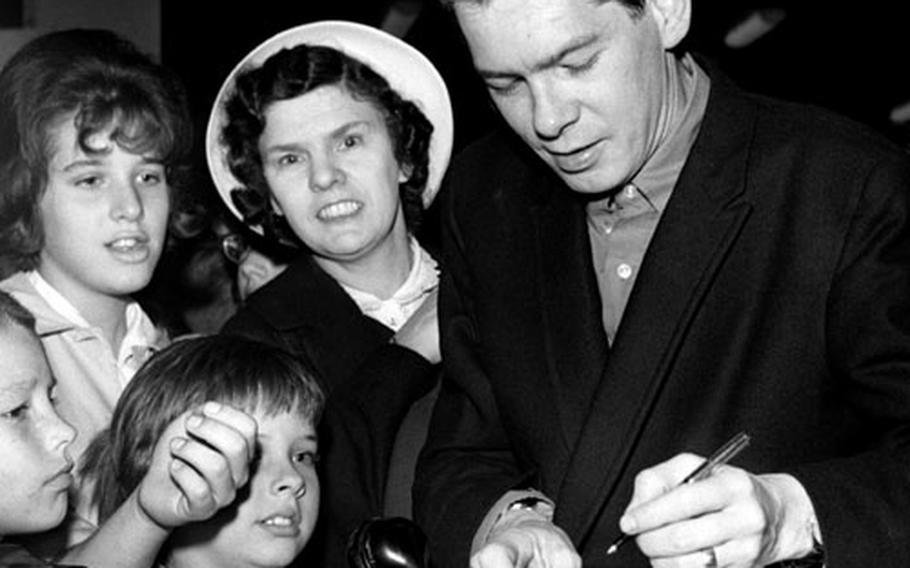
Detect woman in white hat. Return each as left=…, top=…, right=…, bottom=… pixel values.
left=207, top=20, right=453, bottom=567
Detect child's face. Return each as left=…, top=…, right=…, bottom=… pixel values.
left=37, top=112, right=170, bottom=304
left=0, top=324, right=76, bottom=536
left=170, top=408, right=319, bottom=568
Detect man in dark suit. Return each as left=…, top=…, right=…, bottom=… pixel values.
left=412, top=0, right=910, bottom=566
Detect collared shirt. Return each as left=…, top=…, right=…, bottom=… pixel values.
left=340, top=237, right=440, bottom=332
left=28, top=271, right=160, bottom=382
left=0, top=270, right=168, bottom=550
left=587, top=53, right=711, bottom=342
left=0, top=271, right=166, bottom=466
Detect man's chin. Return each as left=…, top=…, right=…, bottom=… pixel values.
left=553, top=166, right=625, bottom=196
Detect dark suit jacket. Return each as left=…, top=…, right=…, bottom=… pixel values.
left=413, top=67, right=910, bottom=567
left=222, top=255, right=439, bottom=567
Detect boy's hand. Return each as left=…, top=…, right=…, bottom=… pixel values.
left=136, top=402, right=258, bottom=528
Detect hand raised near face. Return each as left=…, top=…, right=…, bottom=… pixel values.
left=137, top=401, right=258, bottom=528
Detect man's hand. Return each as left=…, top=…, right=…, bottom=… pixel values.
left=621, top=453, right=817, bottom=567
left=471, top=511, right=581, bottom=568
left=136, top=401, right=258, bottom=528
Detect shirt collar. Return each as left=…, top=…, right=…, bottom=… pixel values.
left=27, top=270, right=164, bottom=377
left=119, top=301, right=165, bottom=377
left=28, top=270, right=90, bottom=327
left=341, top=237, right=440, bottom=331
left=588, top=53, right=711, bottom=216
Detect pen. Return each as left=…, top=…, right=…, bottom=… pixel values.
left=605, top=431, right=751, bottom=556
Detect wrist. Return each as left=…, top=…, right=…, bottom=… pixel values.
left=471, top=490, right=556, bottom=554
left=487, top=495, right=556, bottom=541
left=759, top=474, right=823, bottom=565
left=129, top=487, right=171, bottom=537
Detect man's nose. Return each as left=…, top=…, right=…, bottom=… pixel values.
left=531, top=79, right=579, bottom=140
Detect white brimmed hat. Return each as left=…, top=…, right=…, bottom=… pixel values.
left=205, top=20, right=454, bottom=233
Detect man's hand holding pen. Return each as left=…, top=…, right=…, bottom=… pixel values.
left=472, top=433, right=820, bottom=568
left=617, top=454, right=821, bottom=567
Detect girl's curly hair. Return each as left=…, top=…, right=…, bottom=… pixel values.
left=0, top=29, right=193, bottom=274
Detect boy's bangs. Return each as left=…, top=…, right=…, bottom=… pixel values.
left=222, top=374, right=322, bottom=424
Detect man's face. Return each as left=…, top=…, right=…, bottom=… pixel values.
left=456, top=0, right=686, bottom=194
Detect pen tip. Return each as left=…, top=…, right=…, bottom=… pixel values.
left=606, top=544, right=618, bottom=556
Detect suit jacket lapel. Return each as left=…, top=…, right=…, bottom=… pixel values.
left=532, top=187, right=611, bottom=449
left=554, top=72, right=757, bottom=544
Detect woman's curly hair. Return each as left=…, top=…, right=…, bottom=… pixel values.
left=220, top=44, right=433, bottom=248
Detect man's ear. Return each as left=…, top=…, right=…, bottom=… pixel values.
left=649, top=0, right=691, bottom=49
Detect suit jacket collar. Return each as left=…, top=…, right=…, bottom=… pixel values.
left=546, top=63, right=758, bottom=543
left=244, top=254, right=382, bottom=334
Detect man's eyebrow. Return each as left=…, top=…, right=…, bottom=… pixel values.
left=477, top=32, right=600, bottom=80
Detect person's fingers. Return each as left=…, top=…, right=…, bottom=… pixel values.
left=167, top=442, right=218, bottom=519
left=183, top=402, right=257, bottom=487
left=632, top=468, right=772, bottom=566
left=649, top=546, right=719, bottom=568
left=627, top=468, right=739, bottom=533
left=624, top=453, right=707, bottom=519
left=470, top=543, right=515, bottom=568
left=170, top=429, right=238, bottom=506
left=477, top=519, right=581, bottom=568
left=199, top=401, right=258, bottom=461
left=634, top=504, right=732, bottom=558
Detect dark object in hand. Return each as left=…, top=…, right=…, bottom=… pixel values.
left=346, top=517, right=431, bottom=568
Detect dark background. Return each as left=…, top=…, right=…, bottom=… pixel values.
left=161, top=0, right=910, bottom=162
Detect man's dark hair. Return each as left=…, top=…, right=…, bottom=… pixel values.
left=438, top=0, right=646, bottom=13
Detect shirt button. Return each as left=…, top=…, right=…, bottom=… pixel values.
left=617, top=263, right=633, bottom=280
left=604, top=223, right=614, bottom=235
left=623, top=184, right=637, bottom=199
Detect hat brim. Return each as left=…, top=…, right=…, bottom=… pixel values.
left=205, top=20, right=454, bottom=234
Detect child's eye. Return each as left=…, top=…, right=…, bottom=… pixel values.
left=293, top=451, right=319, bottom=467
left=1, top=403, right=29, bottom=422
left=277, top=154, right=302, bottom=167
left=137, top=170, right=164, bottom=186
left=74, top=175, right=102, bottom=189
